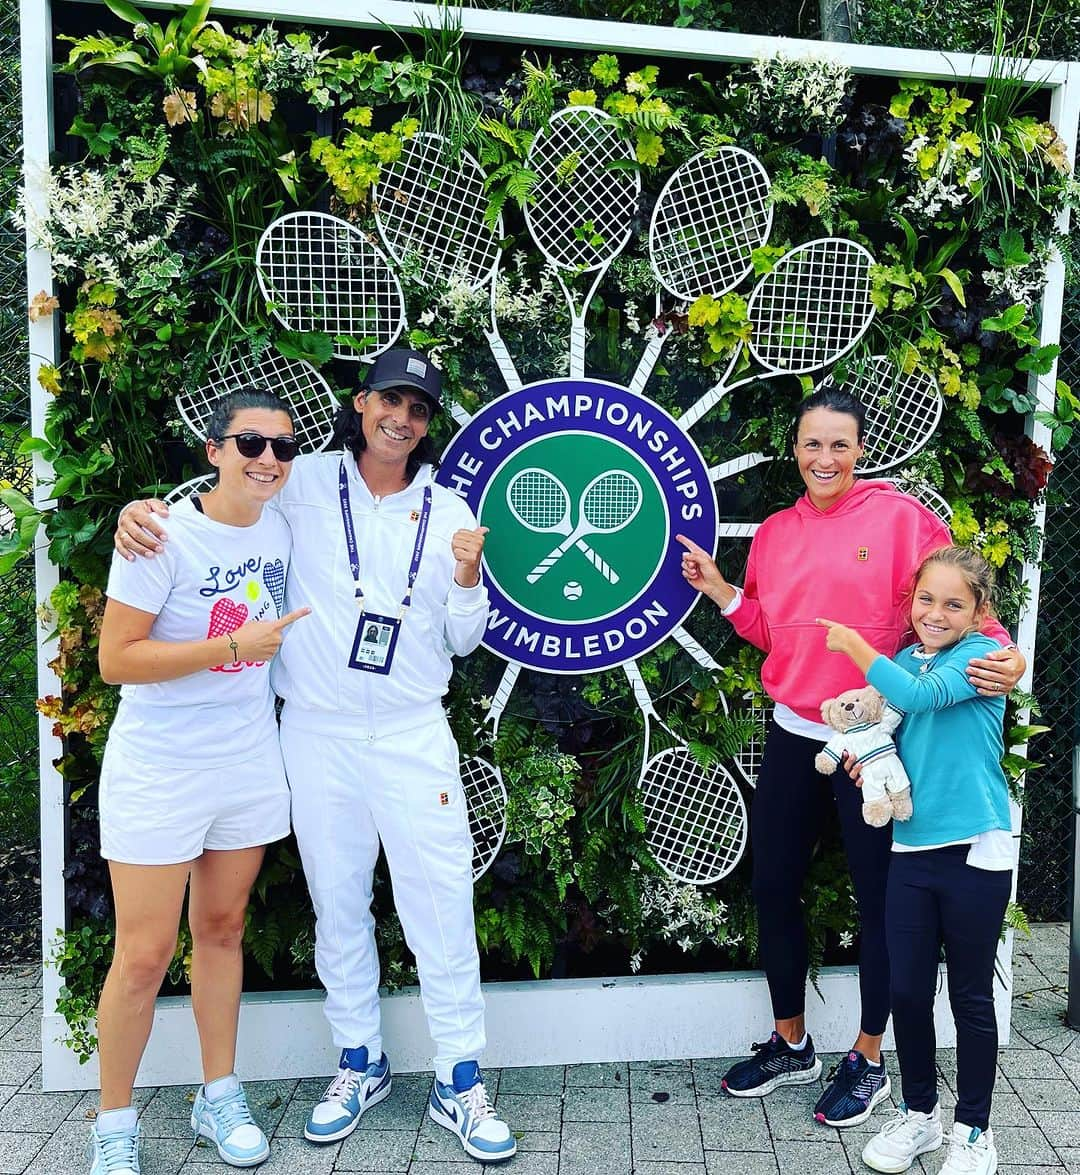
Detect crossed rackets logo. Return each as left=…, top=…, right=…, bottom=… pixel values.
left=506, top=467, right=643, bottom=586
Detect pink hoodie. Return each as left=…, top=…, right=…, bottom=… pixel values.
left=728, top=480, right=1011, bottom=722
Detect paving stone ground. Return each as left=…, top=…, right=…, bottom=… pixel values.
left=0, top=923, right=1076, bottom=1173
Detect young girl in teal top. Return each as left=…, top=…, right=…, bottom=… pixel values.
left=818, top=545, right=1013, bottom=1175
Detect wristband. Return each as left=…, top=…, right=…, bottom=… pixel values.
left=228, top=635, right=240, bottom=665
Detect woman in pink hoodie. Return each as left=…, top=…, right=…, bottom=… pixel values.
left=676, top=387, right=1023, bottom=1129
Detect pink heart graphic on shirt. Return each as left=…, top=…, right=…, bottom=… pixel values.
left=262, top=559, right=285, bottom=615
left=206, top=597, right=248, bottom=639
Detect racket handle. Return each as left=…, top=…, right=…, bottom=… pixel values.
left=674, top=625, right=721, bottom=672
left=715, top=522, right=761, bottom=539
left=628, top=331, right=665, bottom=397
left=569, top=316, right=587, bottom=379
left=487, top=662, right=521, bottom=732
left=679, top=381, right=731, bottom=431
left=527, top=537, right=573, bottom=584
left=576, top=540, right=618, bottom=584
left=484, top=328, right=522, bottom=393
left=449, top=402, right=473, bottom=428
left=709, top=453, right=770, bottom=483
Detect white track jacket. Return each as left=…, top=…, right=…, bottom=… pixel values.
left=271, top=455, right=489, bottom=738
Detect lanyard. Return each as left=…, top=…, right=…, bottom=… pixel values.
left=338, top=460, right=432, bottom=619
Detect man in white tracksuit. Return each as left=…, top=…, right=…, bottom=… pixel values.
left=116, top=349, right=516, bottom=1164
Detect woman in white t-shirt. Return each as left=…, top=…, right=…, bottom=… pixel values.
left=89, top=389, right=309, bottom=1175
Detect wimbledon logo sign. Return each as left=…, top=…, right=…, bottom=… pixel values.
left=437, top=378, right=718, bottom=674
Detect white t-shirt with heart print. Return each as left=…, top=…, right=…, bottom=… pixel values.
left=104, top=497, right=292, bottom=770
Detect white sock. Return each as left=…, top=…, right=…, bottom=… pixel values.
left=789, top=1033, right=808, bottom=1052
left=204, top=1073, right=239, bottom=1102
left=96, top=1106, right=137, bottom=1134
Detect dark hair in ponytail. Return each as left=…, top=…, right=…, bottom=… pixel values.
left=792, top=385, right=867, bottom=443
left=331, top=394, right=440, bottom=481
left=205, top=387, right=295, bottom=443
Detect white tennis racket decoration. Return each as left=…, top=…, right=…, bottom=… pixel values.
left=256, top=211, right=405, bottom=362
left=679, top=238, right=877, bottom=433
left=178, top=349, right=340, bottom=452
left=891, top=475, right=953, bottom=523
left=460, top=662, right=519, bottom=880
left=525, top=107, right=640, bottom=378
left=630, top=148, right=773, bottom=395
left=163, top=474, right=216, bottom=505
left=820, top=355, right=943, bottom=473
left=731, top=695, right=772, bottom=790
left=374, top=132, right=522, bottom=403
left=626, top=662, right=747, bottom=885
left=526, top=470, right=643, bottom=585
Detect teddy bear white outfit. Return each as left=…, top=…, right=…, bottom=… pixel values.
left=815, top=686, right=913, bottom=828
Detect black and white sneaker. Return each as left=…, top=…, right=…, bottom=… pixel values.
left=814, top=1050, right=891, bottom=1127
left=721, top=1031, right=822, bottom=1097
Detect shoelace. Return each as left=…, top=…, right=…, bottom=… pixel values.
left=749, top=1036, right=783, bottom=1055
left=98, top=1129, right=139, bottom=1171
left=205, top=1087, right=256, bottom=1136
left=461, top=1080, right=497, bottom=1123
left=825, top=1052, right=863, bottom=1087
left=322, top=1067, right=364, bottom=1103
left=881, top=1107, right=932, bottom=1145
left=945, top=1132, right=984, bottom=1173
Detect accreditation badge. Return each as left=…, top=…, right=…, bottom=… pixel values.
left=348, top=611, right=402, bottom=675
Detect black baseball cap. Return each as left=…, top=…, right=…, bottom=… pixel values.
left=366, top=348, right=442, bottom=410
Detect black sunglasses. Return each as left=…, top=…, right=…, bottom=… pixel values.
left=217, top=433, right=300, bottom=462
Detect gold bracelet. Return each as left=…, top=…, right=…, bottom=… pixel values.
left=228, top=635, right=240, bottom=665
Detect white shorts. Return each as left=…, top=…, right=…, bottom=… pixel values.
left=99, top=741, right=291, bottom=865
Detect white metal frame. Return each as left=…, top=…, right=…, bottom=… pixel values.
left=22, top=0, right=1078, bottom=1090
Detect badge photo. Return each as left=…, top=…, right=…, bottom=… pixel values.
left=348, top=612, right=402, bottom=674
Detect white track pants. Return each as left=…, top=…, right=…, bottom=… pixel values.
left=280, top=711, right=485, bottom=1072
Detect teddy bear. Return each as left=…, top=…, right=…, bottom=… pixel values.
left=815, top=685, right=913, bottom=828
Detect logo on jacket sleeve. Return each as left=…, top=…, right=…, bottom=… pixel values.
left=857, top=546, right=870, bottom=562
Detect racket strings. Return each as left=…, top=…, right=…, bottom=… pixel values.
left=733, top=700, right=772, bottom=789
left=650, top=152, right=771, bottom=298
left=750, top=241, right=873, bottom=372
left=178, top=351, right=338, bottom=452
left=834, top=358, right=943, bottom=472
left=641, top=749, right=747, bottom=883
left=892, top=477, right=953, bottom=523
left=582, top=473, right=641, bottom=529
left=259, top=214, right=402, bottom=351
left=508, top=470, right=569, bottom=529
left=528, top=111, right=638, bottom=272
left=461, top=758, right=507, bottom=878
left=377, top=137, right=499, bottom=288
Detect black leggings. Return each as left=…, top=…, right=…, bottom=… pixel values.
left=751, top=720, right=892, bottom=1036
left=887, top=846, right=1012, bottom=1131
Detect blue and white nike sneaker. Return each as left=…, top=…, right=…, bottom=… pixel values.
left=87, top=1118, right=141, bottom=1174
left=190, top=1075, right=270, bottom=1167
left=428, top=1060, right=516, bottom=1163
left=304, top=1046, right=392, bottom=1143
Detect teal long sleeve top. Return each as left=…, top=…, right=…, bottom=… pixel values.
left=865, top=634, right=1011, bottom=848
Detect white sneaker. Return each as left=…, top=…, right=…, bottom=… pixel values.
left=862, top=1102, right=944, bottom=1173
left=940, top=1122, right=998, bottom=1175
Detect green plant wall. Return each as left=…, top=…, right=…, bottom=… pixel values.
left=14, top=1, right=1076, bottom=1054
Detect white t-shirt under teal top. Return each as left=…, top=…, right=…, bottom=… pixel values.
left=104, top=497, right=292, bottom=770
